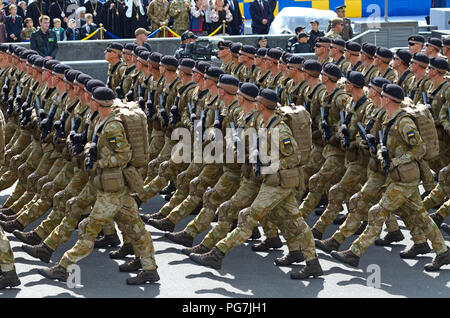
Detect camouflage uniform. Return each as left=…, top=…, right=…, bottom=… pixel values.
left=106, top=60, right=126, bottom=93
left=325, top=29, right=343, bottom=40
left=148, top=76, right=165, bottom=161
left=362, top=64, right=379, bottom=86
left=169, top=0, right=191, bottom=37
left=334, top=56, right=351, bottom=75
left=408, top=74, right=432, bottom=105
left=396, top=69, right=415, bottom=98
left=147, top=0, right=170, bottom=37
left=380, top=67, right=398, bottom=85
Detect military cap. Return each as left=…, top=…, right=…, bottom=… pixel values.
left=361, top=43, right=376, bottom=58
left=336, top=5, right=346, bottom=11
left=394, top=49, right=412, bottom=66
left=322, top=63, right=342, bottom=82
left=0, top=43, right=8, bottom=53
left=287, top=55, right=304, bottom=69
left=443, top=37, right=450, bottom=47
left=303, top=60, right=322, bottom=77
left=316, top=36, right=331, bottom=45
left=160, top=55, right=179, bottom=71
left=205, top=66, right=225, bottom=82
left=297, top=33, right=309, bottom=39
left=53, top=64, right=72, bottom=76
left=411, top=53, right=429, bottom=68
left=179, top=58, right=195, bottom=75
left=86, top=79, right=106, bottom=93
left=237, top=82, right=259, bottom=102
left=240, top=45, right=256, bottom=58
left=135, top=27, right=150, bottom=37
left=231, top=42, right=243, bottom=56
left=346, top=41, right=361, bottom=55
left=64, top=69, right=82, bottom=83
left=369, top=76, right=391, bottom=91
left=346, top=71, right=365, bottom=88
left=257, top=89, right=279, bottom=110
left=138, top=50, right=151, bottom=65
left=427, top=37, right=443, bottom=51
left=256, top=47, right=267, bottom=57
left=330, top=17, right=343, bottom=27
left=75, top=73, right=93, bottom=87
left=381, top=84, right=404, bottom=103
left=331, top=38, right=346, bottom=51
left=408, top=34, right=425, bottom=45
left=375, top=47, right=393, bottom=63
left=194, top=61, right=210, bottom=74
left=295, top=26, right=305, bottom=33
left=266, top=48, right=283, bottom=61
left=218, top=40, right=232, bottom=50
left=43, top=59, right=60, bottom=71
left=281, top=52, right=293, bottom=64
left=149, top=52, right=162, bottom=66
left=33, top=56, right=45, bottom=68
left=123, top=43, right=137, bottom=52
left=92, top=87, right=115, bottom=107
left=133, top=45, right=147, bottom=56
left=106, top=42, right=123, bottom=53
left=429, top=57, right=449, bottom=73
left=218, top=74, right=239, bottom=95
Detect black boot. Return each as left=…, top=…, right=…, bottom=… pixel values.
left=119, top=257, right=142, bottom=272
left=442, top=223, right=450, bottom=235
left=430, top=212, right=444, bottom=227
left=160, top=182, right=175, bottom=195
left=311, top=228, right=322, bottom=240
left=354, top=221, right=368, bottom=235
left=424, top=249, right=450, bottom=271
left=109, top=243, right=134, bottom=259
left=314, top=195, right=328, bottom=216
left=0, top=208, right=15, bottom=216
left=182, top=244, right=210, bottom=256
left=190, top=246, right=225, bottom=269
left=251, top=236, right=283, bottom=251
left=315, top=237, right=340, bottom=254
left=400, top=242, right=432, bottom=259
left=21, top=243, right=54, bottom=263
left=38, top=264, right=69, bottom=282
left=331, top=249, right=360, bottom=267
left=249, top=226, right=261, bottom=240
left=0, top=213, right=17, bottom=222
left=275, top=250, right=304, bottom=266
left=333, top=213, right=347, bottom=225
left=374, top=229, right=404, bottom=246
left=141, top=212, right=164, bottom=224
left=290, top=258, right=323, bottom=279
left=0, top=269, right=21, bottom=289
left=147, top=217, right=175, bottom=232
left=165, top=231, right=194, bottom=247
left=0, top=219, right=24, bottom=233
left=94, top=233, right=121, bottom=248
left=126, top=269, right=160, bottom=285
left=13, top=230, right=42, bottom=245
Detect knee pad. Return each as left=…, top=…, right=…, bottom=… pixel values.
left=176, top=170, right=189, bottom=187
left=237, top=207, right=257, bottom=229
left=158, top=160, right=172, bottom=180
left=37, top=177, right=50, bottom=193
left=308, top=172, right=323, bottom=193
left=27, top=172, right=40, bottom=191
left=53, top=189, right=66, bottom=206
left=438, top=166, right=450, bottom=196
left=367, top=204, right=387, bottom=227
left=189, top=176, right=203, bottom=194
left=78, top=217, right=98, bottom=241
left=202, top=188, right=216, bottom=210
left=148, top=158, right=160, bottom=173
left=17, top=163, right=28, bottom=176
left=10, top=155, right=23, bottom=171
left=328, top=183, right=346, bottom=204
left=218, top=200, right=235, bottom=220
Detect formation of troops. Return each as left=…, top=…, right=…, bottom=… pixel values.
left=0, top=31, right=449, bottom=290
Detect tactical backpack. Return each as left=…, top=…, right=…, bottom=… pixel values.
left=279, top=105, right=312, bottom=165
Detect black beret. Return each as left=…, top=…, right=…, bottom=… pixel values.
left=369, top=76, right=391, bottom=89
left=43, top=59, right=60, bottom=70
left=427, top=37, right=443, bottom=49
left=258, top=88, right=279, bottom=110
left=230, top=42, right=243, bottom=55
left=394, top=49, right=412, bottom=66
left=124, top=43, right=137, bottom=51
left=161, top=55, right=179, bottom=67
left=133, top=45, right=147, bottom=56
left=53, top=64, right=72, bottom=75
left=138, top=50, right=151, bottom=61
left=180, top=58, right=196, bottom=69
left=64, top=69, right=82, bottom=83
left=26, top=54, right=37, bottom=64
left=238, top=82, right=259, bottom=102
left=205, top=66, right=225, bottom=80
left=408, top=34, right=425, bottom=44
left=218, top=40, right=232, bottom=50
left=240, top=45, right=256, bottom=56
left=288, top=55, right=305, bottom=68
left=297, top=33, right=308, bottom=39
left=332, top=38, right=346, bottom=49
left=346, top=41, right=361, bottom=53
left=281, top=52, right=292, bottom=64
left=444, top=37, right=450, bottom=47
left=149, top=52, right=162, bottom=64
left=376, top=47, right=393, bottom=61
left=86, top=79, right=106, bottom=93
left=92, top=87, right=115, bottom=106
left=322, top=63, right=342, bottom=81
left=256, top=48, right=267, bottom=57
left=430, top=57, right=449, bottom=73
left=266, top=48, right=282, bottom=60
left=382, top=84, right=404, bottom=103
left=14, top=46, right=25, bottom=56
left=194, top=61, right=210, bottom=74
left=33, top=56, right=45, bottom=68
left=75, top=73, right=93, bottom=86
left=218, top=74, right=239, bottom=87
left=0, top=43, right=8, bottom=53
left=346, top=71, right=365, bottom=88
left=411, top=53, right=429, bottom=67
left=21, top=49, right=35, bottom=59
left=316, top=37, right=331, bottom=44
left=362, top=43, right=376, bottom=57
left=107, top=42, right=123, bottom=51
left=7, top=44, right=17, bottom=53
left=303, top=60, right=322, bottom=74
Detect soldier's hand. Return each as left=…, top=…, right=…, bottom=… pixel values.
left=359, top=139, right=369, bottom=150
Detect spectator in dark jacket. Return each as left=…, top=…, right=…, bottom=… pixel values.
left=307, top=19, right=324, bottom=52
left=249, top=0, right=273, bottom=34
left=291, top=33, right=310, bottom=53
left=225, top=0, right=242, bottom=35
left=30, top=15, right=58, bottom=59
left=5, top=4, right=23, bottom=42
left=286, top=25, right=304, bottom=52
left=80, top=13, right=98, bottom=39
left=65, top=18, right=81, bottom=40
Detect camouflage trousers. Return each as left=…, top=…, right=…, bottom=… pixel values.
left=59, top=188, right=157, bottom=271
left=423, top=164, right=450, bottom=219
left=149, top=130, right=165, bottom=162
left=166, top=163, right=223, bottom=225
left=302, top=144, right=325, bottom=184
left=313, top=161, right=366, bottom=234
left=0, top=226, right=14, bottom=272
left=184, top=168, right=242, bottom=238
left=299, top=154, right=346, bottom=219
left=217, top=183, right=318, bottom=262
left=418, top=159, right=436, bottom=192
left=4, top=120, right=16, bottom=145
left=351, top=182, right=448, bottom=257
left=34, top=168, right=89, bottom=239
left=146, top=135, right=172, bottom=181
left=158, top=162, right=203, bottom=217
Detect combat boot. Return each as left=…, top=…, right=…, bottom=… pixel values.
left=147, top=212, right=165, bottom=221
left=442, top=224, right=450, bottom=235
left=311, top=228, right=322, bottom=240
left=250, top=226, right=261, bottom=240
left=275, top=250, right=304, bottom=266
left=331, top=249, right=360, bottom=267
left=315, top=237, right=340, bottom=254
left=374, top=229, right=404, bottom=246
left=182, top=244, right=210, bottom=256
left=13, top=230, right=42, bottom=245
left=147, top=217, right=175, bottom=232
left=109, top=243, right=134, bottom=259
left=0, top=269, right=21, bottom=289
left=0, top=213, right=17, bottom=221
left=251, top=236, right=283, bottom=251
left=0, top=207, right=15, bottom=216
left=424, top=248, right=450, bottom=271
left=190, top=246, right=225, bottom=269
left=430, top=212, right=444, bottom=227
left=400, top=242, right=432, bottom=259
left=126, top=269, right=160, bottom=285
left=94, top=233, right=121, bottom=248
left=290, top=258, right=323, bottom=279
left=354, top=221, right=368, bottom=235
left=22, top=243, right=54, bottom=263
left=165, top=231, right=194, bottom=247
left=0, top=219, right=24, bottom=233
left=333, top=213, right=347, bottom=225
left=314, top=195, right=328, bottom=216
left=38, top=264, right=69, bottom=282
left=160, top=182, right=175, bottom=195
left=119, top=257, right=141, bottom=272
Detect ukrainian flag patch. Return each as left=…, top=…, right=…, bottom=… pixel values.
left=109, top=137, right=116, bottom=144
left=407, top=131, right=415, bottom=138
left=283, top=138, right=291, bottom=145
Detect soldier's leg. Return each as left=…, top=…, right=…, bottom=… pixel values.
left=148, top=131, right=165, bottom=162
left=419, top=159, right=436, bottom=192
left=2, top=163, right=33, bottom=208
left=144, top=136, right=172, bottom=182
left=0, top=227, right=15, bottom=273
left=301, top=145, right=325, bottom=185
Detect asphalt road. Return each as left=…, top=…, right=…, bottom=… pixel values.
left=0, top=183, right=449, bottom=298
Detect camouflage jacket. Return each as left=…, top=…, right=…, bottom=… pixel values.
left=169, top=0, right=191, bottom=31
left=147, top=0, right=169, bottom=28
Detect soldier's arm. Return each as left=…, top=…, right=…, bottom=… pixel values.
left=438, top=89, right=450, bottom=132
left=393, top=117, right=425, bottom=166
left=278, top=124, right=299, bottom=170
left=97, top=120, right=132, bottom=169
left=169, top=2, right=179, bottom=18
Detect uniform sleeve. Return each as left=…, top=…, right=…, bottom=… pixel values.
left=97, top=120, right=132, bottom=169
left=180, top=88, right=194, bottom=129
left=439, top=88, right=450, bottom=131
left=169, top=1, right=179, bottom=18
left=393, top=116, right=424, bottom=166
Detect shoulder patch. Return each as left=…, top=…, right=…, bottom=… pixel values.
left=109, top=137, right=117, bottom=144
left=407, top=131, right=415, bottom=138
left=283, top=138, right=291, bottom=145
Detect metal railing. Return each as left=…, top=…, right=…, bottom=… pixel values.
left=348, top=29, right=380, bottom=46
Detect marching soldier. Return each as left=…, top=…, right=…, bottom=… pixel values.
left=344, top=41, right=364, bottom=74
left=104, top=42, right=126, bottom=94
left=408, top=34, right=425, bottom=55
left=374, top=47, right=398, bottom=84
left=393, top=49, right=414, bottom=96
left=314, top=37, right=333, bottom=67
left=361, top=43, right=379, bottom=85
left=330, top=38, right=351, bottom=74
